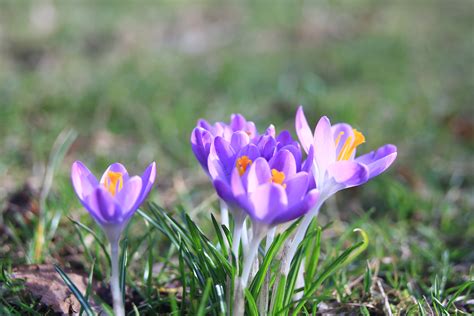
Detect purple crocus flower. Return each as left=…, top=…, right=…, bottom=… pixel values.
left=213, top=146, right=318, bottom=228
left=280, top=106, right=397, bottom=276
left=295, top=106, right=397, bottom=197
left=71, top=161, right=156, bottom=241
left=211, top=140, right=319, bottom=291
left=191, top=114, right=260, bottom=174
left=71, top=160, right=156, bottom=316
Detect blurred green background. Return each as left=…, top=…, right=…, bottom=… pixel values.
left=0, top=0, right=472, bottom=311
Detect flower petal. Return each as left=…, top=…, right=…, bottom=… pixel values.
left=231, top=131, right=250, bottom=153
left=191, top=127, right=213, bottom=172
left=331, top=123, right=354, bottom=159
left=71, top=161, right=99, bottom=202
left=117, top=176, right=143, bottom=219
left=272, top=189, right=318, bottom=224
left=100, top=163, right=130, bottom=185
left=327, top=161, right=369, bottom=188
left=246, top=157, right=271, bottom=193
left=269, top=149, right=297, bottom=178
left=295, top=106, right=314, bottom=154
left=86, top=187, right=122, bottom=224
left=314, top=116, right=336, bottom=173
left=285, top=172, right=309, bottom=207
left=356, top=144, right=397, bottom=179
left=137, top=162, right=156, bottom=205
left=248, top=183, right=288, bottom=224
left=209, top=136, right=235, bottom=181
left=301, top=145, right=314, bottom=173
left=230, top=113, right=247, bottom=131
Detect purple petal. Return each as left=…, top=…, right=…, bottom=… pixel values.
left=356, top=144, right=397, bottom=179
left=213, top=178, right=237, bottom=207
left=246, top=157, right=271, bottom=193
left=327, top=161, right=369, bottom=188
left=314, top=116, right=336, bottom=173
left=197, top=119, right=213, bottom=132
left=276, top=130, right=294, bottom=148
left=236, top=143, right=261, bottom=162
left=71, top=161, right=99, bottom=201
left=231, top=168, right=246, bottom=196
left=248, top=183, right=288, bottom=224
left=100, top=163, right=130, bottom=185
left=246, top=122, right=258, bottom=139
left=280, top=145, right=302, bottom=172
left=230, top=114, right=247, bottom=131
left=285, top=172, right=309, bottom=207
left=210, top=137, right=235, bottom=180
left=264, top=124, right=276, bottom=137
left=191, top=128, right=213, bottom=172
left=301, top=145, right=314, bottom=173
left=137, top=161, right=156, bottom=205
left=258, top=135, right=276, bottom=160
left=272, top=189, right=319, bottom=224
left=295, top=106, right=314, bottom=154
left=117, top=176, right=143, bottom=219
left=269, top=149, right=297, bottom=178
left=331, top=123, right=354, bottom=159
left=86, top=187, right=122, bottom=224
left=231, top=131, right=250, bottom=153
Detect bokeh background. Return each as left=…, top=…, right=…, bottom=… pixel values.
left=0, top=1, right=473, bottom=313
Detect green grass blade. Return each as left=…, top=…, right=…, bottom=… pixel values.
left=197, top=278, right=212, bottom=316
left=54, top=264, right=94, bottom=316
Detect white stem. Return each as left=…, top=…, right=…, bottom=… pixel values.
left=110, top=240, right=125, bottom=316
left=233, top=227, right=266, bottom=316
left=265, top=227, right=276, bottom=254
left=220, top=200, right=230, bottom=228
left=282, top=197, right=325, bottom=276
left=241, top=228, right=266, bottom=288
left=241, top=218, right=249, bottom=256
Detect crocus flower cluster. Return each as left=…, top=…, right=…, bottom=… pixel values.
left=69, top=105, right=396, bottom=316
left=191, top=107, right=397, bottom=315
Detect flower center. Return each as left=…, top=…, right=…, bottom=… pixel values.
left=103, top=171, right=123, bottom=196
left=271, top=169, right=286, bottom=188
left=335, top=129, right=365, bottom=161
left=236, top=155, right=252, bottom=176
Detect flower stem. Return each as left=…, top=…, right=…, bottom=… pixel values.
left=220, top=200, right=230, bottom=228
left=282, top=198, right=325, bottom=276
left=110, top=240, right=125, bottom=316
left=233, top=226, right=266, bottom=316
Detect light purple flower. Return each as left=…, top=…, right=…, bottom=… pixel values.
left=191, top=114, right=272, bottom=175
left=71, top=161, right=156, bottom=241
left=295, top=106, right=397, bottom=196
left=213, top=144, right=319, bottom=227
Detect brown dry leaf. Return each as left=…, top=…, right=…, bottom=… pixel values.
left=12, top=264, right=93, bottom=315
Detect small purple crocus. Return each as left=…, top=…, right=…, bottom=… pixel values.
left=280, top=106, right=397, bottom=276
left=295, top=106, right=397, bottom=199
left=71, top=161, right=156, bottom=316
left=71, top=161, right=156, bottom=241
left=211, top=135, right=319, bottom=290
left=213, top=148, right=318, bottom=228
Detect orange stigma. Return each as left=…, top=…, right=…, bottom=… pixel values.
left=336, top=129, right=365, bottom=161
left=236, top=156, right=252, bottom=176
left=271, top=169, right=286, bottom=188
left=103, top=171, right=123, bottom=196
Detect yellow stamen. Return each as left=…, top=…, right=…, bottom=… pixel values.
left=104, top=171, right=123, bottom=196
left=236, top=156, right=252, bottom=176
left=334, top=131, right=344, bottom=147
left=271, top=169, right=286, bottom=188
left=337, top=129, right=366, bottom=161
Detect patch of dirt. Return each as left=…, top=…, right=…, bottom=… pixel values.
left=11, top=264, right=98, bottom=315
